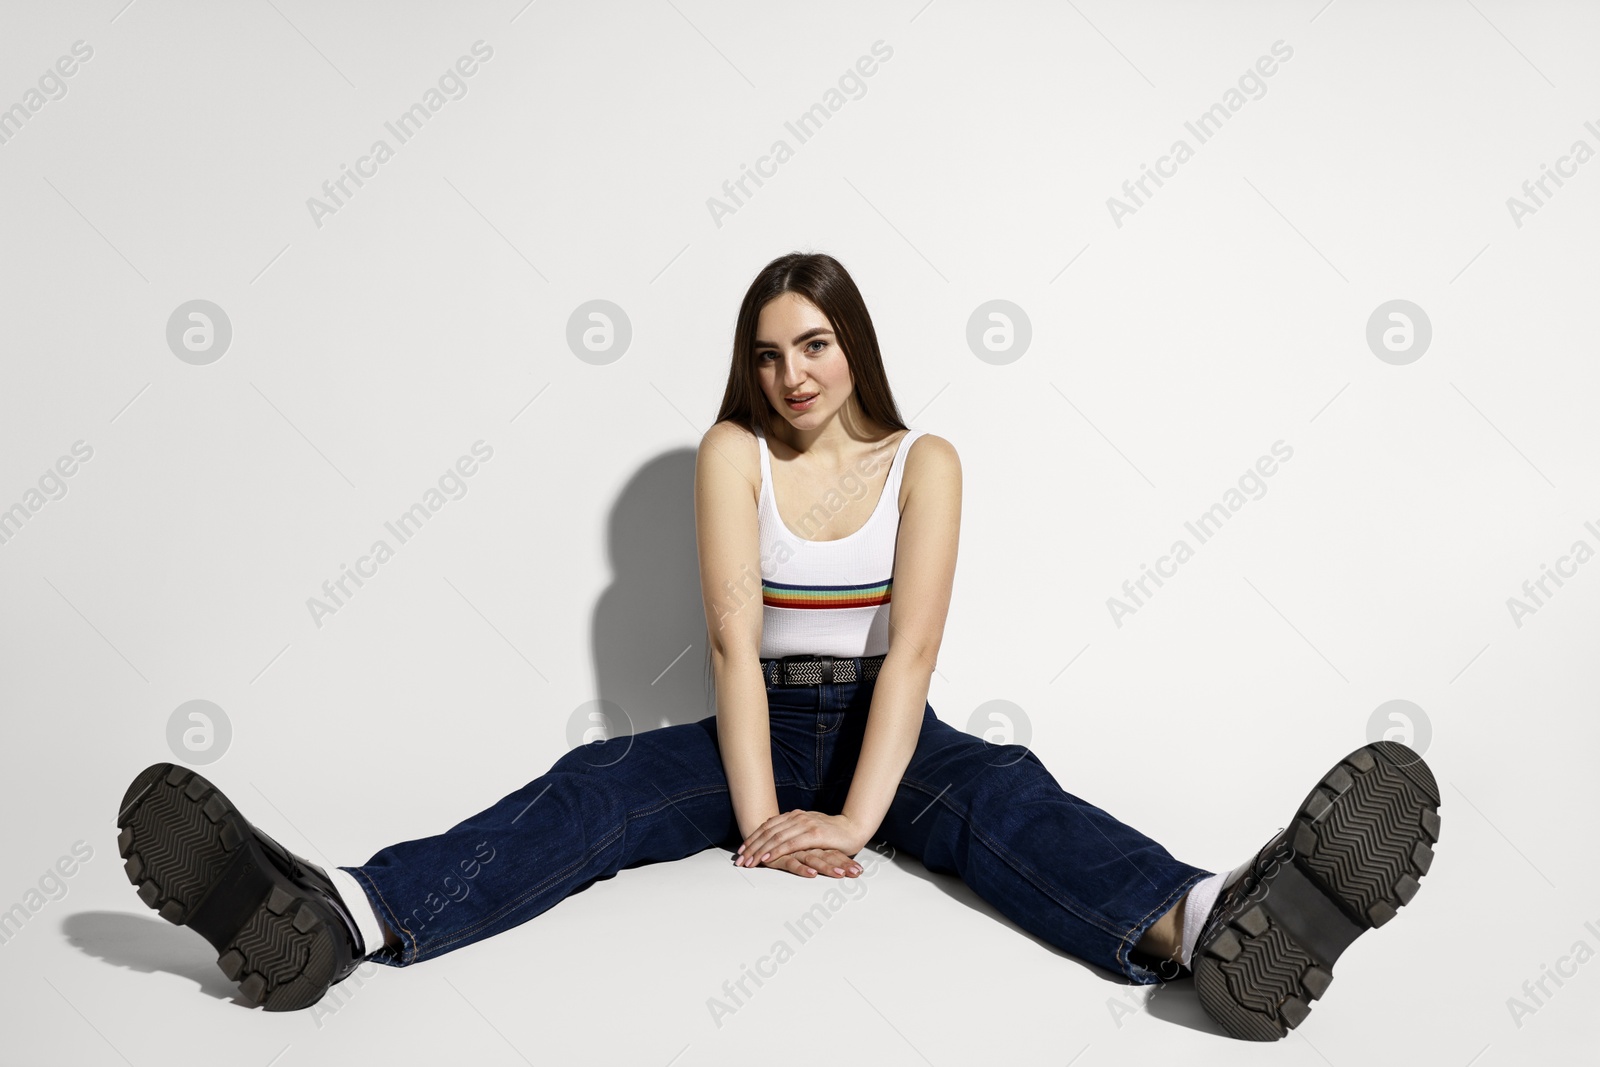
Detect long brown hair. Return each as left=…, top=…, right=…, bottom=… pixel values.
left=711, top=251, right=908, bottom=439
left=700, top=251, right=910, bottom=707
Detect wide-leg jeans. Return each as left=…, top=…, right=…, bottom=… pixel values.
left=342, top=661, right=1214, bottom=984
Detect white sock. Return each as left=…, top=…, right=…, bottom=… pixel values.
left=328, top=866, right=385, bottom=958
left=1178, top=871, right=1229, bottom=968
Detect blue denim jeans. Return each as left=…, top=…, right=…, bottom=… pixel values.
left=341, top=660, right=1214, bottom=984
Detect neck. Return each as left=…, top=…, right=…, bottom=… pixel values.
left=773, top=404, right=892, bottom=465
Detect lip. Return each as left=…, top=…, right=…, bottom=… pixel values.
left=784, top=393, right=817, bottom=410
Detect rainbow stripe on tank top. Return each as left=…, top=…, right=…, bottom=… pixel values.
left=761, top=577, right=892, bottom=610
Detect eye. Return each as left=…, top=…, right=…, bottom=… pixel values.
left=756, top=340, right=826, bottom=362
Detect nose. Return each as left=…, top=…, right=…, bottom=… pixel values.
left=779, top=353, right=807, bottom=390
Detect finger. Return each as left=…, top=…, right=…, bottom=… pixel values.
left=758, top=811, right=807, bottom=839
left=737, top=830, right=767, bottom=866
left=768, top=854, right=816, bottom=878
left=800, top=851, right=851, bottom=876
left=736, top=822, right=768, bottom=857
left=792, top=850, right=841, bottom=877
left=748, top=812, right=823, bottom=865
left=811, top=848, right=861, bottom=876
left=742, top=832, right=783, bottom=866
left=749, top=833, right=791, bottom=865
left=739, top=827, right=780, bottom=866
left=738, top=814, right=796, bottom=863
left=749, top=818, right=810, bottom=865
left=763, top=827, right=815, bottom=862
left=818, top=849, right=862, bottom=876
left=821, top=850, right=860, bottom=877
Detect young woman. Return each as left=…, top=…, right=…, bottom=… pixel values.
left=116, top=252, right=1441, bottom=1041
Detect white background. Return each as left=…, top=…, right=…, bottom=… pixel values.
left=1, top=0, right=1595, bottom=1064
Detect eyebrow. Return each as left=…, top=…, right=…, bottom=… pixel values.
left=754, top=326, right=833, bottom=350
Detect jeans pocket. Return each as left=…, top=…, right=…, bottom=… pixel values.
left=765, top=685, right=819, bottom=713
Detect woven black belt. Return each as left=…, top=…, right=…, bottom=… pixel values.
left=761, top=653, right=885, bottom=687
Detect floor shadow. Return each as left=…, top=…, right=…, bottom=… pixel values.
left=883, top=850, right=1111, bottom=982
left=884, top=851, right=1224, bottom=1033
left=1142, top=976, right=1227, bottom=1036
left=62, top=910, right=242, bottom=1004
left=591, top=447, right=717, bottom=734
left=581, top=447, right=1225, bottom=1035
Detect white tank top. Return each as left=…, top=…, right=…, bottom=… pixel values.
left=755, top=424, right=929, bottom=659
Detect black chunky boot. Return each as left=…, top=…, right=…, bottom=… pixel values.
left=116, top=763, right=368, bottom=1010
left=1192, top=740, right=1442, bottom=1040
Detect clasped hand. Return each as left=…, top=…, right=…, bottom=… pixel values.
left=735, top=810, right=866, bottom=878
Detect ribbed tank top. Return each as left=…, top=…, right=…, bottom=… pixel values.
left=755, top=424, right=929, bottom=659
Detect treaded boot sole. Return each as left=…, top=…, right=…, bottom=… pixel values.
left=1194, top=740, right=1441, bottom=1040
left=116, top=763, right=345, bottom=1011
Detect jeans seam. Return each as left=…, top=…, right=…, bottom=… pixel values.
left=898, top=773, right=1133, bottom=943
left=1116, top=868, right=1211, bottom=984
left=419, top=823, right=628, bottom=959
left=815, top=725, right=823, bottom=786
left=413, top=778, right=797, bottom=960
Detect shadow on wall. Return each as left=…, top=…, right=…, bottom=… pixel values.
left=591, top=447, right=718, bottom=735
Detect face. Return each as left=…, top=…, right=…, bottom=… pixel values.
left=754, top=292, right=855, bottom=428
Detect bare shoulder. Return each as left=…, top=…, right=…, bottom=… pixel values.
left=697, top=420, right=761, bottom=495
left=904, top=432, right=960, bottom=483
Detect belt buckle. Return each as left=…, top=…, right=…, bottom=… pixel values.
left=775, top=654, right=843, bottom=685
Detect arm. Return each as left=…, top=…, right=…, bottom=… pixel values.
left=838, top=434, right=962, bottom=847
left=694, top=422, right=781, bottom=840
left=736, top=434, right=963, bottom=865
